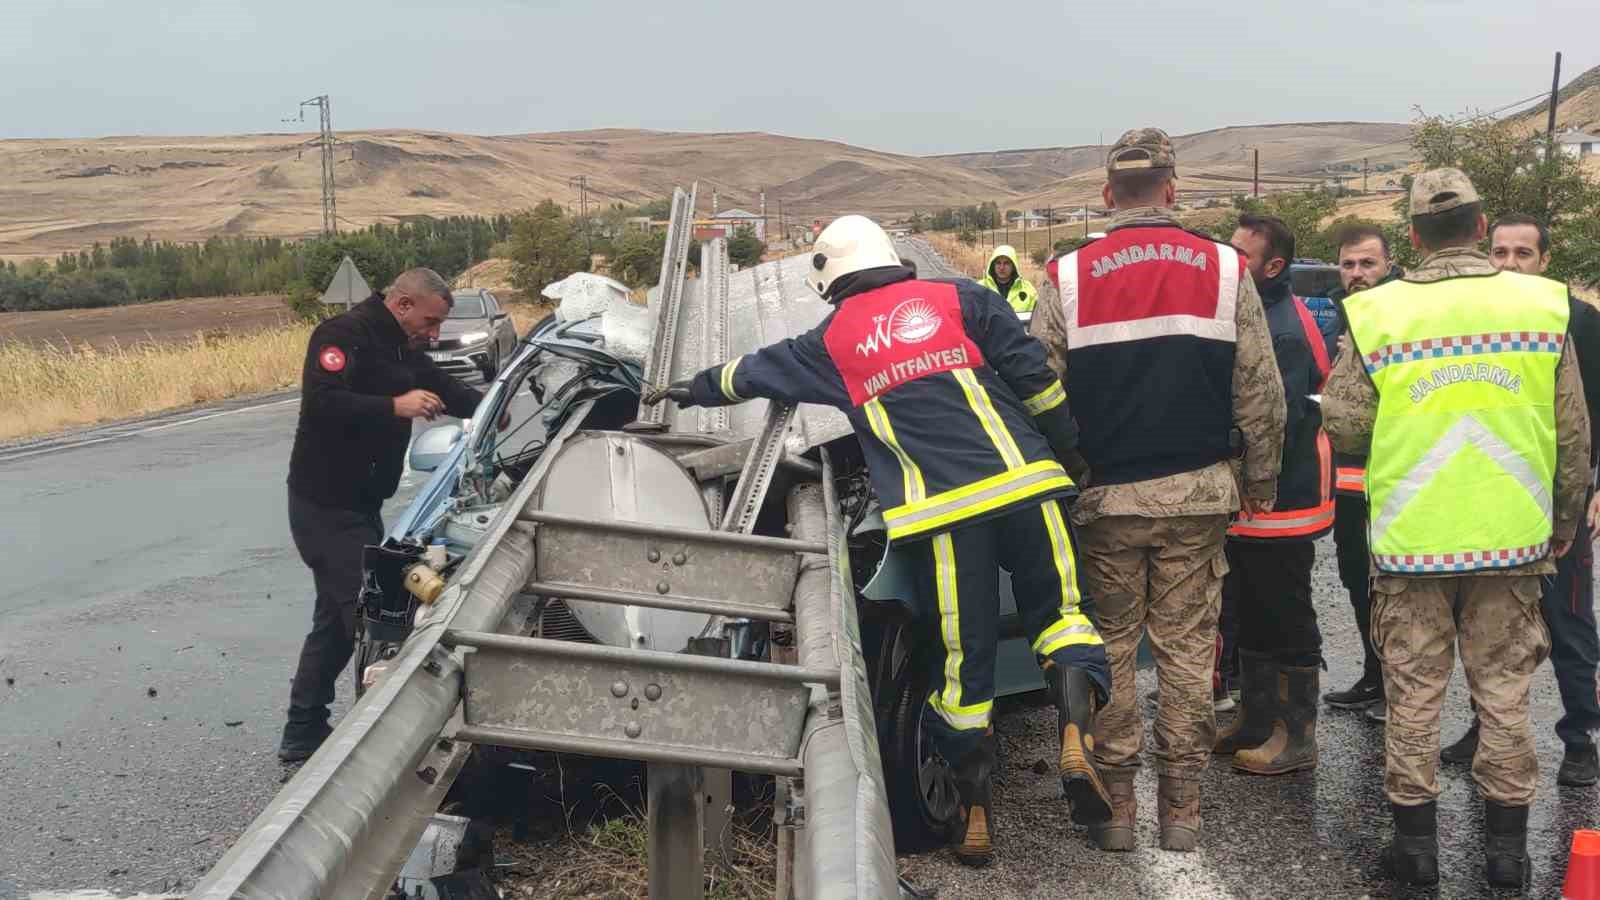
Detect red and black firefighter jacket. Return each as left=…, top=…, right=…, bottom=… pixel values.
left=1227, top=268, right=1334, bottom=541
left=681, top=265, right=1081, bottom=544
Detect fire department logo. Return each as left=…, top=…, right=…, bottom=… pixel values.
left=318, top=345, right=347, bottom=372
left=888, top=299, right=940, bottom=344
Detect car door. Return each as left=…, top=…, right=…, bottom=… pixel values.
left=486, top=291, right=514, bottom=353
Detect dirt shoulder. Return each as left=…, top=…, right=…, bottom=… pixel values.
left=0, top=294, right=294, bottom=350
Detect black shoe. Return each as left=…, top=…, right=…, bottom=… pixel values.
left=278, top=717, right=332, bottom=763
left=1440, top=719, right=1480, bottom=766
left=951, top=734, right=997, bottom=867
left=1365, top=699, right=1388, bottom=723
left=1323, top=676, right=1382, bottom=710
left=1483, top=801, right=1530, bottom=889
left=1559, top=741, right=1600, bottom=787
left=1385, top=801, right=1439, bottom=887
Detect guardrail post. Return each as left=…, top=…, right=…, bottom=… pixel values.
left=647, top=761, right=704, bottom=899
left=688, top=636, right=734, bottom=876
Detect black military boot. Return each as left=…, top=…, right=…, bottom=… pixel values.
left=1484, top=800, right=1531, bottom=889
left=1386, top=801, right=1439, bottom=887
left=1559, top=740, right=1600, bottom=787
left=1044, top=660, right=1112, bottom=826
left=951, top=733, right=997, bottom=867
left=1234, top=663, right=1319, bottom=775
left=1214, top=649, right=1274, bottom=755
left=1440, top=718, right=1480, bottom=766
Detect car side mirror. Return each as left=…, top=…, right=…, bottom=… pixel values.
left=492, top=312, right=508, bottom=321
left=408, top=423, right=463, bottom=472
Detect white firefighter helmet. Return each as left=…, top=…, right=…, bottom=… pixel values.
left=806, top=215, right=902, bottom=298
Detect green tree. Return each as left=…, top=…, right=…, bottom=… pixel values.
left=1400, top=111, right=1600, bottom=284
left=727, top=226, right=766, bottom=268
left=506, top=200, right=591, bottom=296
left=609, top=228, right=667, bottom=288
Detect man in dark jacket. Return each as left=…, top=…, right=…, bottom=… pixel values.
left=651, top=215, right=1109, bottom=866
left=1213, top=214, right=1334, bottom=775
left=1320, top=224, right=1403, bottom=722
left=279, top=267, right=484, bottom=761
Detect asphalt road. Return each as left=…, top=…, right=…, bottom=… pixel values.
left=0, top=389, right=511, bottom=900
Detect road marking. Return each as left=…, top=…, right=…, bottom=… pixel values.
left=0, top=397, right=301, bottom=464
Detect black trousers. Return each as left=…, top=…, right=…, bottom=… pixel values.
left=1220, top=539, right=1320, bottom=668
left=1333, top=493, right=1379, bottom=683
left=1541, top=518, right=1600, bottom=748
left=908, top=500, right=1107, bottom=763
left=286, top=489, right=383, bottom=723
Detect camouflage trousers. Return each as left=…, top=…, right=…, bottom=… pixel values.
left=1076, top=513, right=1229, bottom=777
left=1372, top=574, right=1551, bottom=806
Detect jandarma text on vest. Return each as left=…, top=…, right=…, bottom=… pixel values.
left=1089, top=242, right=1209, bottom=278
left=1406, top=362, right=1522, bottom=404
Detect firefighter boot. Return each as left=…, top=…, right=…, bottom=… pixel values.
left=1044, top=660, right=1112, bottom=826
left=1385, top=801, right=1439, bottom=887
left=1483, top=801, right=1531, bottom=889
left=951, top=733, right=997, bottom=867
left=1157, top=774, right=1202, bottom=852
left=1213, top=649, right=1274, bottom=755
left=1234, top=663, right=1319, bottom=775
left=1089, top=767, right=1137, bottom=852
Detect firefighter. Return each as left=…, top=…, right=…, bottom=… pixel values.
left=1324, top=169, right=1590, bottom=889
left=648, top=215, right=1109, bottom=866
left=1031, top=128, right=1286, bottom=852
left=977, top=244, right=1037, bottom=316
left=1213, top=213, right=1334, bottom=776
left=279, top=268, right=485, bottom=762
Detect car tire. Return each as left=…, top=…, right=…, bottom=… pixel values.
left=876, top=623, right=960, bottom=853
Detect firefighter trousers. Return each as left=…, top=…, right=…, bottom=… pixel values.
left=910, top=499, right=1109, bottom=763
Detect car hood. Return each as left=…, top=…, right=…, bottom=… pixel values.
left=439, top=318, right=490, bottom=339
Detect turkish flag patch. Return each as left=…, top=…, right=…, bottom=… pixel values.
left=318, top=345, right=347, bottom=372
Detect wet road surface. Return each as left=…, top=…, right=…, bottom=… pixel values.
left=0, top=390, right=507, bottom=900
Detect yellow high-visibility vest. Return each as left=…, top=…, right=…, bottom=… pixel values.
left=1344, top=271, right=1568, bottom=573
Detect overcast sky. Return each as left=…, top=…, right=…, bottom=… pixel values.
left=4, top=0, right=1596, bottom=156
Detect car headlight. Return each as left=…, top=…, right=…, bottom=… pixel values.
left=457, top=331, right=489, bottom=346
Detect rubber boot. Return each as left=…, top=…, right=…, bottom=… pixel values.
left=951, top=733, right=997, bottom=867
left=1090, top=767, right=1137, bottom=852
left=1044, top=660, right=1112, bottom=826
left=1213, top=648, right=1274, bottom=755
left=1385, top=801, right=1439, bottom=887
left=1157, top=774, right=1201, bottom=852
left=1234, top=663, right=1319, bottom=775
left=1440, top=718, right=1480, bottom=766
left=1483, top=801, right=1530, bottom=889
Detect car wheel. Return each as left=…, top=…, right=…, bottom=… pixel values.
left=877, top=624, right=960, bottom=853
left=479, top=347, right=499, bottom=382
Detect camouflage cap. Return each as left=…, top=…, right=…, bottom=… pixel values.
left=1409, top=167, right=1480, bottom=217
left=1107, top=128, right=1176, bottom=174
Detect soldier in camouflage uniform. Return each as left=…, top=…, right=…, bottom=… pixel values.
left=1032, top=127, right=1286, bottom=852
left=1323, top=168, right=1590, bottom=890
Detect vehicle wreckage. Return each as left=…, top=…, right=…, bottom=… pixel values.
left=192, top=187, right=1053, bottom=900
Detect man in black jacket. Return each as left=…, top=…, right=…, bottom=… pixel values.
left=651, top=215, right=1109, bottom=866
left=1214, top=214, right=1334, bottom=775
left=1321, top=224, right=1403, bottom=722
left=279, top=267, right=484, bottom=762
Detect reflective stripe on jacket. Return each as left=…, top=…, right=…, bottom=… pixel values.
left=1345, top=272, right=1569, bottom=573
left=977, top=245, right=1037, bottom=315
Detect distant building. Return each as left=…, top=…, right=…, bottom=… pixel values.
left=710, top=207, right=766, bottom=241
left=1538, top=128, right=1600, bottom=161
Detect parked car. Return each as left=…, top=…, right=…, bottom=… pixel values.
left=427, top=287, right=519, bottom=381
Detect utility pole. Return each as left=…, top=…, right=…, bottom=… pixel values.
left=1083, top=205, right=1089, bottom=238
left=1363, top=157, right=1369, bottom=195
left=569, top=175, right=591, bottom=257
left=1547, top=51, right=1563, bottom=152
left=291, top=95, right=338, bottom=235
left=1253, top=148, right=1260, bottom=199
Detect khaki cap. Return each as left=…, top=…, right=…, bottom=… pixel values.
left=1107, top=128, right=1176, bottom=174
left=1409, top=167, right=1480, bottom=217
